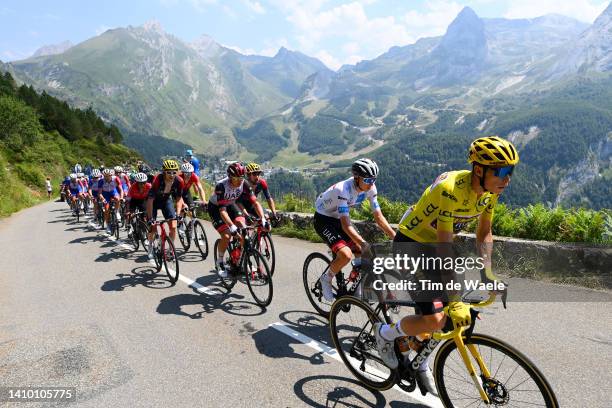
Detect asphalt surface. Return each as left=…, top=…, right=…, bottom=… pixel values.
left=0, top=201, right=610, bottom=407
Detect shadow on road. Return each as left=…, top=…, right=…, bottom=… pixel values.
left=101, top=266, right=172, bottom=291
left=293, top=374, right=393, bottom=408
left=177, top=251, right=206, bottom=263
left=251, top=325, right=327, bottom=365
left=95, top=246, right=134, bottom=263
left=279, top=310, right=332, bottom=347
left=69, top=236, right=106, bottom=245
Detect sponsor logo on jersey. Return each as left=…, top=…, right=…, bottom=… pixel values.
left=442, top=190, right=458, bottom=202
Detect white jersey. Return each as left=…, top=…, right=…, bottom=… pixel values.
left=315, top=177, right=380, bottom=219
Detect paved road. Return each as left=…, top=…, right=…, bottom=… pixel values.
left=1, top=201, right=610, bottom=407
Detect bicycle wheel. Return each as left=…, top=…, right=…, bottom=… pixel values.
left=434, top=333, right=559, bottom=408
left=257, top=232, right=276, bottom=276
left=213, top=239, right=236, bottom=290
left=127, top=219, right=140, bottom=251
left=75, top=199, right=80, bottom=222
left=329, top=296, right=396, bottom=391
left=162, top=237, right=179, bottom=284
left=138, top=219, right=150, bottom=251
left=193, top=220, right=209, bottom=259
left=244, top=248, right=273, bottom=307
left=177, top=219, right=191, bottom=252
left=152, top=233, right=163, bottom=272
left=303, top=252, right=336, bottom=318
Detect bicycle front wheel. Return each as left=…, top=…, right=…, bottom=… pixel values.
left=213, top=239, right=236, bottom=290
left=193, top=220, right=209, bottom=259
left=162, top=237, right=179, bottom=284
left=434, top=333, right=559, bottom=408
left=244, top=249, right=273, bottom=307
left=303, top=252, right=334, bottom=318
left=258, top=232, right=276, bottom=276
left=329, top=296, right=396, bottom=391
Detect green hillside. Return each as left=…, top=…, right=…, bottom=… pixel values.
left=0, top=72, right=140, bottom=216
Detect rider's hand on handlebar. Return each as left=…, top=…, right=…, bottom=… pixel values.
left=229, top=224, right=239, bottom=236
left=446, top=301, right=472, bottom=329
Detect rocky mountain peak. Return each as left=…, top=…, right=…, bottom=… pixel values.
left=31, top=40, right=73, bottom=58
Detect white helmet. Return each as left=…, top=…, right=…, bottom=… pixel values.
left=135, top=172, right=148, bottom=183
left=352, top=158, right=379, bottom=178
left=103, top=168, right=114, bottom=176
left=114, top=166, right=123, bottom=173
left=91, top=169, right=101, bottom=178
left=69, top=173, right=77, bottom=179
left=77, top=172, right=84, bottom=178
left=181, top=162, right=194, bottom=173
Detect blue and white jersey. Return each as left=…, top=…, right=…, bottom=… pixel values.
left=315, top=177, right=380, bottom=219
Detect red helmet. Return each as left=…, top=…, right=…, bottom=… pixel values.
left=227, top=162, right=245, bottom=178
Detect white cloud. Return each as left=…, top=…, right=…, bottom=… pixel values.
left=189, top=0, right=218, bottom=12
left=342, top=42, right=360, bottom=55
left=402, top=0, right=464, bottom=39
left=314, top=50, right=343, bottom=70
left=503, top=0, right=608, bottom=23
left=243, top=0, right=266, bottom=14
left=278, top=1, right=415, bottom=63
left=224, top=44, right=258, bottom=55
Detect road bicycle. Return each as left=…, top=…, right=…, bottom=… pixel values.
left=328, top=252, right=559, bottom=407
left=126, top=209, right=149, bottom=252
left=176, top=201, right=209, bottom=258
left=213, top=226, right=273, bottom=307
left=245, top=214, right=276, bottom=276
left=303, top=245, right=393, bottom=318
left=149, top=218, right=180, bottom=284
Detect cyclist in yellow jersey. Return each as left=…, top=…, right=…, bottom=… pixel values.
left=373, top=136, right=519, bottom=397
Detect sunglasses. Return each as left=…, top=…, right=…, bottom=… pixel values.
left=362, top=177, right=376, bottom=185
left=249, top=172, right=262, bottom=176
left=164, top=171, right=177, bottom=176
left=491, top=166, right=514, bottom=178
left=230, top=176, right=243, bottom=181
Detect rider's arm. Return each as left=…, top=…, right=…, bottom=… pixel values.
left=259, top=179, right=277, bottom=215
left=476, top=196, right=498, bottom=282
left=340, top=215, right=366, bottom=249
left=373, top=209, right=396, bottom=239
left=194, top=175, right=206, bottom=201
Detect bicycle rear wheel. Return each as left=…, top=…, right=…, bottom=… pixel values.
left=193, top=220, right=209, bottom=259
left=434, top=333, right=559, bottom=408
left=152, top=233, right=163, bottom=272
left=329, top=296, right=396, bottom=391
left=303, top=252, right=335, bottom=318
left=244, top=249, right=273, bottom=307
left=213, top=239, right=236, bottom=290
left=128, top=218, right=140, bottom=251
left=162, top=237, right=179, bottom=284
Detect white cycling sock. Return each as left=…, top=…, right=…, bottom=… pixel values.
left=216, top=251, right=225, bottom=266
left=418, top=354, right=432, bottom=372
left=380, top=322, right=406, bottom=341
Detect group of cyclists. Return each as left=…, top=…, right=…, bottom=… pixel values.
left=58, top=135, right=522, bottom=402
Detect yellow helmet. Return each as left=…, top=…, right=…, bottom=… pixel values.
left=162, top=159, right=179, bottom=171
left=468, top=136, right=519, bottom=166
left=245, top=162, right=261, bottom=174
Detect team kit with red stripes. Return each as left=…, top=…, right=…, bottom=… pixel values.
left=58, top=137, right=560, bottom=406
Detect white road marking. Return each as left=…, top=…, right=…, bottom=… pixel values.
left=269, top=321, right=444, bottom=408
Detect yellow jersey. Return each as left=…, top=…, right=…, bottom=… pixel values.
left=398, top=170, right=498, bottom=242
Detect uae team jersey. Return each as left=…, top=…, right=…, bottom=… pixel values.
left=315, top=177, right=380, bottom=219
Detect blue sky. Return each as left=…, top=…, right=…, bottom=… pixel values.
left=1, top=0, right=609, bottom=69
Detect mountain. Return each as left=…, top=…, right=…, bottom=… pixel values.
left=31, top=41, right=73, bottom=58
left=239, top=47, right=332, bottom=98
left=6, top=21, right=327, bottom=159
left=543, top=2, right=612, bottom=79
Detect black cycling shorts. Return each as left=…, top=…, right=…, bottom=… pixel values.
left=392, top=232, right=445, bottom=316
left=313, top=212, right=357, bottom=254
left=182, top=190, right=194, bottom=209
left=128, top=198, right=146, bottom=213
left=207, top=203, right=245, bottom=233
left=151, top=198, right=176, bottom=221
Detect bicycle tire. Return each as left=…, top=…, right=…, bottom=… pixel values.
left=153, top=234, right=163, bottom=272
left=244, top=248, right=273, bottom=307
left=75, top=199, right=80, bottom=223
left=137, top=219, right=150, bottom=251
left=193, top=220, right=209, bottom=259
left=213, top=239, right=236, bottom=290
left=434, top=333, right=559, bottom=408
left=128, top=220, right=139, bottom=251
left=303, top=252, right=334, bottom=318
left=329, top=296, right=396, bottom=391
left=162, top=237, right=179, bottom=284
left=178, top=219, right=191, bottom=252
left=257, top=232, right=276, bottom=276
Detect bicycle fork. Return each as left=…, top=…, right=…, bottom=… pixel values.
left=453, top=334, right=492, bottom=404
